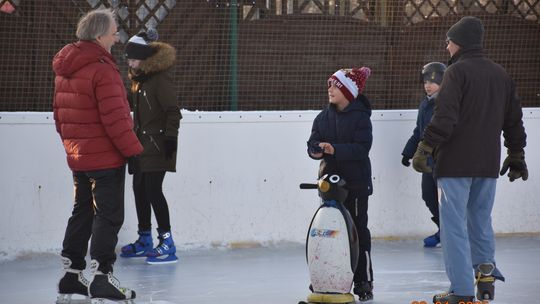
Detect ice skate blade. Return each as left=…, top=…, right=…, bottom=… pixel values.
left=120, top=249, right=149, bottom=258
left=119, top=252, right=147, bottom=258
left=90, top=298, right=135, bottom=304
left=145, top=254, right=178, bottom=264
left=56, top=294, right=90, bottom=304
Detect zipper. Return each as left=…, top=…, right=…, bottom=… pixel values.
left=143, top=91, right=152, bottom=110
left=149, top=135, right=160, bottom=152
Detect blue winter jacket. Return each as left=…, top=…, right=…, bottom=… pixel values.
left=307, top=95, right=373, bottom=197
left=402, top=95, right=435, bottom=167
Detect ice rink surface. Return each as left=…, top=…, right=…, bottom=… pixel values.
left=1, top=235, right=538, bottom=304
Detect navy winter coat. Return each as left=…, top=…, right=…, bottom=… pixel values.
left=402, top=95, right=435, bottom=167
left=308, top=95, right=373, bottom=197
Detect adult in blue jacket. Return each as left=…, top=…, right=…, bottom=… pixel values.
left=307, top=67, right=374, bottom=302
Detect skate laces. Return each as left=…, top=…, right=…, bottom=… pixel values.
left=475, top=263, right=495, bottom=284
left=61, top=257, right=80, bottom=274
left=61, top=257, right=89, bottom=286
left=78, top=272, right=90, bottom=287
left=61, top=257, right=72, bottom=269
left=107, top=272, right=121, bottom=290
left=89, top=260, right=99, bottom=274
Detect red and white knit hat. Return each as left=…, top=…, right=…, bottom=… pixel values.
left=328, top=67, right=371, bottom=101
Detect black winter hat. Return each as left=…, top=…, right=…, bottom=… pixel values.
left=124, top=29, right=158, bottom=60
left=421, top=62, right=446, bottom=85
left=446, top=16, right=484, bottom=49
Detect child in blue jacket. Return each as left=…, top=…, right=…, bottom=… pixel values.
left=307, top=66, right=374, bottom=301
left=401, top=62, right=446, bottom=247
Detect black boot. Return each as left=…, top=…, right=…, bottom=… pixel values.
left=56, top=257, right=90, bottom=303
left=353, top=281, right=373, bottom=302
left=88, top=260, right=136, bottom=301
left=476, top=263, right=496, bottom=301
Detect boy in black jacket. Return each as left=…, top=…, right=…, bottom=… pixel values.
left=307, top=66, right=374, bottom=302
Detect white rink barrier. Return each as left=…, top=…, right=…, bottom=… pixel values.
left=1, top=109, right=539, bottom=261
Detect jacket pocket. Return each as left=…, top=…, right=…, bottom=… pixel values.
left=140, top=129, right=164, bottom=155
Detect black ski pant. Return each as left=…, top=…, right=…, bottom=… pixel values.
left=132, top=171, right=171, bottom=233
left=343, top=194, right=373, bottom=283
left=61, top=166, right=125, bottom=274
left=422, top=172, right=440, bottom=228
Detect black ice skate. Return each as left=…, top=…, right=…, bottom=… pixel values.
left=353, top=281, right=373, bottom=302
left=88, top=260, right=136, bottom=304
left=432, top=291, right=474, bottom=304
left=56, top=257, right=90, bottom=304
left=476, top=262, right=496, bottom=301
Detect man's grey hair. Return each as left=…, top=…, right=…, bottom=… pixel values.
left=76, top=8, right=116, bottom=41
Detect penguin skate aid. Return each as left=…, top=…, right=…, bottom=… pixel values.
left=298, top=174, right=360, bottom=304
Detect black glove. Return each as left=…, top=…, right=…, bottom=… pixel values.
left=127, top=155, right=140, bottom=175
left=412, top=141, right=433, bottom=173
left=401, top=155, right=411, bottom=167
left=307, top=141, right=323, bottom=155
left=164, top=137, right=177, bottom=160
left=500, top=150, right=528, bottom=182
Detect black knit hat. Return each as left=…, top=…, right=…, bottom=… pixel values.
left=421, top=62, right=446, bottom=85
left=446, top=16, right=484, bottom=49
left=124, top=29, right=158, bottom=60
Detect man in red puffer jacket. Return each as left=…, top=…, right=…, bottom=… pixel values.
left=52, top=8, right=142, bottom=303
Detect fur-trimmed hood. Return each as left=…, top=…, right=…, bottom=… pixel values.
left=133, top=41, right=176, bottom=75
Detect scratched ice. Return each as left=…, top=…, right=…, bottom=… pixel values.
left=0, top=236, right=538, bottom=304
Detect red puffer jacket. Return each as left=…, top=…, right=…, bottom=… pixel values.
left=53, top=41, right=143, bottom=171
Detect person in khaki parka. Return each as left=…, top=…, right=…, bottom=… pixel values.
left=120, top=29, right=182, bottom=264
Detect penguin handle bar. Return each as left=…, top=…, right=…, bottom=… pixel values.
left=299, top=183, right=318, bottom=189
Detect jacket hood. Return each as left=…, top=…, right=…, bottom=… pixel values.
left=339, top=94, right=372, bottom=116
left=137, top=42, right=176, bottom=74
left=52, top=41, right=115, bottom=77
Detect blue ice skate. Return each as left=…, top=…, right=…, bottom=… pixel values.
left=120, top=230, right=153, bottom=258
left=146, top=230, right=178, bottom=264
left=423, top=231, right=440, bottom=247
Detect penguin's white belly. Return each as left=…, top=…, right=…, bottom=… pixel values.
left=307, top=206, right=354, bottom=294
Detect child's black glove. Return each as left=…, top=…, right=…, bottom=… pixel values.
left=308, top=141, right=323, bottom=154
left=164, top=137, right=177, bottom=160
left=127, top=155, right=140, bottom=175
left=500, top=150, right=528, bottom=182
left=401, top=155, right=411, bottom=167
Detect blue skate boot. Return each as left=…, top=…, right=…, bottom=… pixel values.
left=145, top=230, right=178, bottom=264
left=56, top=257, right=90, bottom=304
left=120, top=230, right=153, bottom=258
left=423, top=231, right=440, bottom=248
